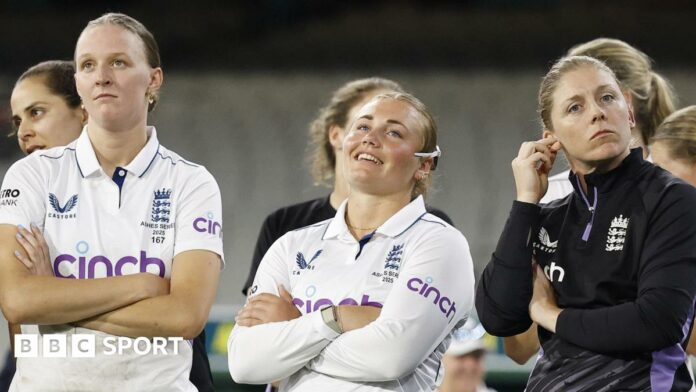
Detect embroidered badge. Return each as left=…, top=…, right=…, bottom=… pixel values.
left=606, top=215, right=629, bottom=252
left=151, top=188, right=172, bottom=223
left=381, top=243, right=404, bottom=283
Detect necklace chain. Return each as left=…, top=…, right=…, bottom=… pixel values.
left=346, top=222, right=378, bottom=231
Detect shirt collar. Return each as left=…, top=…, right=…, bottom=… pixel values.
left=322, top=195, right=428, bottom=240
left=568, top=147, right=644, bottom=195
left=75, top=126, right=160, bottom=178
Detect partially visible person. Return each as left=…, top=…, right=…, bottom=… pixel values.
left=651, top=105, right=696, bottom=187
left=541, top=37, right=677, bottom=203
left=228, top=92, right=474, bottom=391
left=650, top=106, right=696, bottom=389
left=2, top=59, right=86, bottom=392
left=242, top=77, right=453, bottom=296
left=9, top=60, right=85, bottom=155
left=437, top=339, right=496, bottom=392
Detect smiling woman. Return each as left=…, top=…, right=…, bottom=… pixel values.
left=476, top=56, right=696, bottom=391
left=228, top=92, right=474, bottom=392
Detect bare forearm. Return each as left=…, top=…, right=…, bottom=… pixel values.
left=79, top=251, right=221, bottom=339
left=503, top=324, right=540, bottom=364
left=77, top=293, right=207, bottom=339
left=1, top=274, right=153, bottom=325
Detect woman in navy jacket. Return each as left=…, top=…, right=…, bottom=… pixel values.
left=476, top=55, right=696, bottom=391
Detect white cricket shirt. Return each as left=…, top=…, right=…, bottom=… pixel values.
left=0, top=127, right=223, bottom=391
left=228, top=196, right=475, bottom=391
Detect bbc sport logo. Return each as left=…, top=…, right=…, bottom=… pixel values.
left=14, top=334, right=185, bottom=358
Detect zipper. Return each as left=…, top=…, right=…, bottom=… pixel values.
left=575, top=176, right=598, bottom=242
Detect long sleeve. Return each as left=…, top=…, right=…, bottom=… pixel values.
left=242, top=213, right=278, bottom=295
left=307, top=228, right=475, bottom=382
left=476, top=201, right=540, bottom=336
left=227, top=234, right=339, bottom=384
left=556, top=184, right=696, bottom=354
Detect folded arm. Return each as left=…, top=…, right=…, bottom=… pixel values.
left=308, top=229, right=475, bottom=382
left=76, top=250, right=221, bottom=339
left=0, top=225, right=166, bottom=325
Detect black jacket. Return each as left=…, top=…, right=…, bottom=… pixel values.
left=476, top=149, right=696, bottom=391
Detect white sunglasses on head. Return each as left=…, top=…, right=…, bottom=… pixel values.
left=414, top=145, right=441, bottom=170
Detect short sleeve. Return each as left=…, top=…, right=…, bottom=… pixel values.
left=173, top=167, right=224, bottom=263
left=0, top=157, right=46, bottom=228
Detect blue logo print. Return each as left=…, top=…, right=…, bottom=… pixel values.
left=49, top=193, right=78, bottom=214
left=384, top=244, right=404, bottom=270
left=151, top=188, right=172, bottom=223
left=296, top=249, right=322, bottom=270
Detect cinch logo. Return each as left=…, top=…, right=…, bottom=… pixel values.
left=54, top=241, right=165, bottom=279
left=292, top=285, right=382, bottom=313
left=193, top=212, right=221, bottom=237
left=407, top=277, right=456, bottom=321
left=543, top=261, right=565, bottom=282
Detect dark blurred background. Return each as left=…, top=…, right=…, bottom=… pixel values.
left=1, top=1, right=696, bottom=390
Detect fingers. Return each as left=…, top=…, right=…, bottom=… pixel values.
left=248, top=293, right=281, bottom=304
left=237, top=304, right=263, bottom=321
left=235, top=316, right=264, bottom=327
left=515, top=142, right=556, bottom=174
left=31, top=223, right=50, bottom=257
left=529, top=152, right=552, bottom=171
left=278, top=285, right=293, bottom=302
left=16, top=225, right=40, bottom=251
left=15, top=229, right=41, bottom=265
left=14, top=250, right=34, bottom=270
left=518, top=137, right=557, bottom=158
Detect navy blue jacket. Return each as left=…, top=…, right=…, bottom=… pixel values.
left=476, top=149, right=696, bottom=391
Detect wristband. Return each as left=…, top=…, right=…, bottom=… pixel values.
left=321, top=305, right=342, bottom=334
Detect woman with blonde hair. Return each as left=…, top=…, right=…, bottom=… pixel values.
left=229, top=92, right=474, bottom=391
left=505, top=38, right=680, bottom=365
left=242, top=78, right=452, bottom=296
left=541, top=37, right=677, bottom=202
left=651, top=105, right=696, bottom=187
left=477, top=55, right=696, bottom=390
left=0, top=13, right=223, bottom=391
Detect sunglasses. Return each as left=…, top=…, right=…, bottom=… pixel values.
left=414, top=145, right=441, bottom=170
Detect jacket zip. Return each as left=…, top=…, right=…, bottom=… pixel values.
left=575, top=176, right=598, bottom=242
